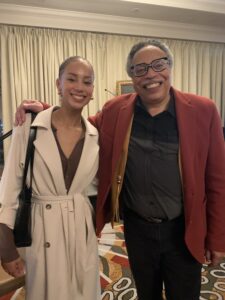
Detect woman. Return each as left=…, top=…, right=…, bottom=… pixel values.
left=0, top=56, right=100, bottom=300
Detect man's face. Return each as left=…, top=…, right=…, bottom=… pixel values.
left=131, top=45, right=172, bottom=109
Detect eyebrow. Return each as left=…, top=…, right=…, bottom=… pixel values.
left=67, top=72, right=93, bottom=79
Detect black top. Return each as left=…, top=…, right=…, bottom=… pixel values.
left=121, top=94, right=183, bottom=221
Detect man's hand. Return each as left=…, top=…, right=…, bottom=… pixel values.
left=205, top=249, right=225, bottom=267
left=15, top=100, right=43, bottom=126
left=2, top=256, right=25, bottom=278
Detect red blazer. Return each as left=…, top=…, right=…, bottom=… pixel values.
left=89, top=87, right=225, bottom=263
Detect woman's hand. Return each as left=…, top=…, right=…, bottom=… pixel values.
left=15, top=99, right=44, bottom=126
left=2, top=256, right=25, bottom=278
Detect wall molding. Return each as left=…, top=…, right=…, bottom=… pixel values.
left=0, top=3, right=224, bottom=43
left=120, top=0, right=225, bottom=14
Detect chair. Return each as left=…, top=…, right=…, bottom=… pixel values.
left=0, top=273, right=25, bottom=298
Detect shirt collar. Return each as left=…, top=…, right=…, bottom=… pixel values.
left=136, top=92, right=176, bottom=118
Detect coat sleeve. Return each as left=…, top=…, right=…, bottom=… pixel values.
left=0, top=223, right=19, bottom=262
left=0, top=116, right=31, bottom=229
left=88, top=98, right=116, bottom=130
left=205, top=103, right=225, bottom=251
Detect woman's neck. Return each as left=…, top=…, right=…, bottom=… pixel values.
left=52, top=107, right=82, bottom=129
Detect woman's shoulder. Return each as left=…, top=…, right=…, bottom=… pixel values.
left=8, top=113, right=33, bottom=149
left=13, top=113, right=33, bottom=135
left=32, top=105, right=58, bottom=128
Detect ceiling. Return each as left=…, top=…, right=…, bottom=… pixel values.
left=0, top=0, right=224, bottom=43
left=0, top=0, right=225, bottom=28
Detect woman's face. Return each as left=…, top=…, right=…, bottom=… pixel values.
left=56, top=59, right=94, bottom=111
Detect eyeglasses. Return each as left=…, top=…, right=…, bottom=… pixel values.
left=130, top=57, right=170, bottom=77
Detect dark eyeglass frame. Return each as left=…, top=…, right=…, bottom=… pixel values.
left=130, top=57, right=170, bottom=77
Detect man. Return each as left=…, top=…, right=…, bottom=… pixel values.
left=16, top=40, right=225, bottom=300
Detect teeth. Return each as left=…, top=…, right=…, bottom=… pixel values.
left=145, top=82, right=160, bottom=89
left=71, top=94, right=84, bottom=100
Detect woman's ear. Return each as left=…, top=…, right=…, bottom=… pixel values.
left=56, top=78, right=62, bottom=96
left=90, top=85, right=94, bottom=100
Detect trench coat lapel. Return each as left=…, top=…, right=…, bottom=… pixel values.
left=32, top=106, right=66, bottom=194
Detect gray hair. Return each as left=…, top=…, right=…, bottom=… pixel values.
left=58, top=56, right=95, bottom=81
left=126, top=39, right=173, bottom=77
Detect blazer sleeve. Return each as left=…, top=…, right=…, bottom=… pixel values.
left=88, top=109, right=104, bottom=131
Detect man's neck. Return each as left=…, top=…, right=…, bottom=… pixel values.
left=148, top=100, right=170, bottom=116
left=145, top=95, right=171, bottom=116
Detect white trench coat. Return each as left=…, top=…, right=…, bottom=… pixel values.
left=0, top=106, right=100, bottom=300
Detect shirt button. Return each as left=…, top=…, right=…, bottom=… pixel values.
left=44, top=242, right=51, bottom=248
left=117, top=176, right=122, bottom=184
left=46, top=204, right=52, bottom=209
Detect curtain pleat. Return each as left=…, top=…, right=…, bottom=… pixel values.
left=0, top=25, right=225, bottom=155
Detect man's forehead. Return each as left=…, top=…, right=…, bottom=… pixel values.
left=133, top=46, right=166, bottom=62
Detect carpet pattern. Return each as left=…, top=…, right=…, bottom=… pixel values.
left=99, top=223, right=225, bottom=300
left=1, top=222, right=225, bottom=300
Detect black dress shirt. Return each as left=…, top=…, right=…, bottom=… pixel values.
left=121, top=95, right=183, bottom=221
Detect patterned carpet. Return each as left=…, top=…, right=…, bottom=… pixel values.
left=99, top=223, right=225, bottom=300
left=99, top=223, right=137, bottom=300
left=1, top=222, right=225, bottom=300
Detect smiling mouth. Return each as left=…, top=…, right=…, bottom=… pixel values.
left=71, top=94, right=85, bottom=100
left=143, top=82, right=161, bottom=89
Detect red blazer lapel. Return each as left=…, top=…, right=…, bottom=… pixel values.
left=111, top=94, right=136, bottom=172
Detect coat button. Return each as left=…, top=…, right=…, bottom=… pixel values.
left=44, top=242, right=51, bottom=248
left=0, top=203, right=2, bottom=208
left=46, top=204, right=52, bottom=209
left=117, top=176, right=122, bottom=184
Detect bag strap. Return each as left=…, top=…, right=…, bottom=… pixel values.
left=22, top=113, right=37, bottom=188
left=0, top=112, right=37, bottom=188
left=0, top=111, right=36, bottom=143
left=0, top=130, right=13, bottom=142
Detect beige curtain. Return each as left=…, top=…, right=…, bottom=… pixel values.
left=0, top=25, right=225, bottom=154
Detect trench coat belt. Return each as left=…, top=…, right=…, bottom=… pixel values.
left=32, top=193, right=93, bottom=293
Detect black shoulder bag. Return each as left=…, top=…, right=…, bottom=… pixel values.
left=13, top=121, right=37, bottom=247
left=0, top=113, right=37, bottom=247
